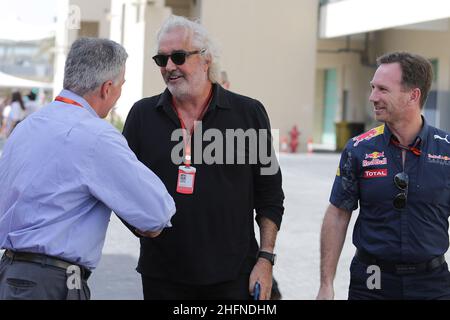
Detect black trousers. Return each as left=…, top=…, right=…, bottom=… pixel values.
left=0, top=253, right=90, bottom=300
left=348, top=256, right=450, bottom=300
left=142, top=273, right=252, bottom=300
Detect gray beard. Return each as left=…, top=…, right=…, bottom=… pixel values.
left=168, top=83, right=200, bottom=100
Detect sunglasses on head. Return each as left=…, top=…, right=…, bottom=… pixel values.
left=393, top=172, right=409, bottom=209
left=152, top=49, right=206, bottom=67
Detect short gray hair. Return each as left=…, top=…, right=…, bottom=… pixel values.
left=156, top=15, right=221, bottom=83
left=63, top=38, right=128, bottom=96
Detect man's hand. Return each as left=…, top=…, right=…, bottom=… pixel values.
left=316, top=284, right=334, bottom=300
left=249, top=258, right=273, bottom=300
left=135, top=229, right=162, bottom=238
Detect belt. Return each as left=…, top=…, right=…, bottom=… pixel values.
left=4, top=250, right=91, bottom=280
left=356, top=249, right=445, bottom=275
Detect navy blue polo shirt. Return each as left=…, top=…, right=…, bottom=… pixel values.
left=330, top=118, right=450, bottom=263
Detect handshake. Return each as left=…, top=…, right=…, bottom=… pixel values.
left=135, top=229, right=162, bottom=238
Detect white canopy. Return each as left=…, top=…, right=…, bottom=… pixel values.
left=0, top=71, right=52, bottom=89
left=0, top=19, right=55, bottom=42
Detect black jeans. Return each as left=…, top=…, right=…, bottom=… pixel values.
left=142, top=273, right=252, bottom=300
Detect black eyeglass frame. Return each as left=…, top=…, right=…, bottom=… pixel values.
left=393, top=172, right=409, bottom=210
left=152, top=49, right=206, bottom=67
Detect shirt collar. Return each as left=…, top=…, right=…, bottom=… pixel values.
left=211, top=83, right=232, bottom=110
left=383, top=115, right=429, bottom=147
left=57, top=89, right=99, bottom=118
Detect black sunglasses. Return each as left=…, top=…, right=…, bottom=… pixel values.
left=152, top=49, right=206, bottom=67
left=393, top=172, right=409, bottom=209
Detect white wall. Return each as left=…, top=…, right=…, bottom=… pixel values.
left=201, top=0, right=319, bottom=151
left=320, top=0, right=450, bottom=38
left=316, top=37, right=375, bottom=123
left=375, top=27, right=450, bottom=130
left=72, top=0, right=111, bottom=38
left=110, top=0, right=170, bottom=120
left=53, top=0, right=112, bottom=97
left=53, top=0, right=71, bottom=97
left=316, top=25, right=450, bottom=132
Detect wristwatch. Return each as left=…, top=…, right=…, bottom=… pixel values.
left=257, top=251, right=276, bottom=266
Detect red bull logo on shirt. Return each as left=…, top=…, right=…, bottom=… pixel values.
left=365, top=151, right=385, bottom=159
left=353, top=125, right=385, bottom=147
left=427, top=153, right=450, bottom=166
left=363, top=151, right=387, bottom=167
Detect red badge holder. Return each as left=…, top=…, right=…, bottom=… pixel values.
left=176, top=165, right=196, bottom=194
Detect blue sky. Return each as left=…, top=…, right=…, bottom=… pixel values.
left=0, top=0, right=57, bottom=25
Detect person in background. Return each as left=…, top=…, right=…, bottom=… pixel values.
left=8, top=91, right=26, bottom=136
left=25, top=90, right=41, bottom=116
left=0, top=97, right=5, bottom=130
left=0, top=99, right=11, bottom=138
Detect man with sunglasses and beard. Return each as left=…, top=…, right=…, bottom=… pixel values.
left=122, top=15, right=284, bottom=300
left=317, top=52, right=450, bottom=300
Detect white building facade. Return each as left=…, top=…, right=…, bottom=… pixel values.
left=53, top=0, right=450, bottom=151
left=317, top=0, right=450, bottom=149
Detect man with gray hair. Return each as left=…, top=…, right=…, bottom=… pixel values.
left=123, top=15, right=284, bottom=300
left=0, top=37, right=176, bottom=300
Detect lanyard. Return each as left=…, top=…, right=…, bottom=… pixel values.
left=390, top=136, right=422, bottom=156
left=55, top=96, right=83, bottom=108
left=172, top=89, right=213, bottom=166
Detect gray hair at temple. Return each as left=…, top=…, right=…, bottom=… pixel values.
left=156, top=15, right=221, bottom=84
left=63, top=38, right=128, bottom=96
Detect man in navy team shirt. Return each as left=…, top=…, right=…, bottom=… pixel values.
left=317, top=52, right=450, bottom=300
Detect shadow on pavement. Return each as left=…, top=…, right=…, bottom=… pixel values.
left=89, top=253, right=143, bottom=300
